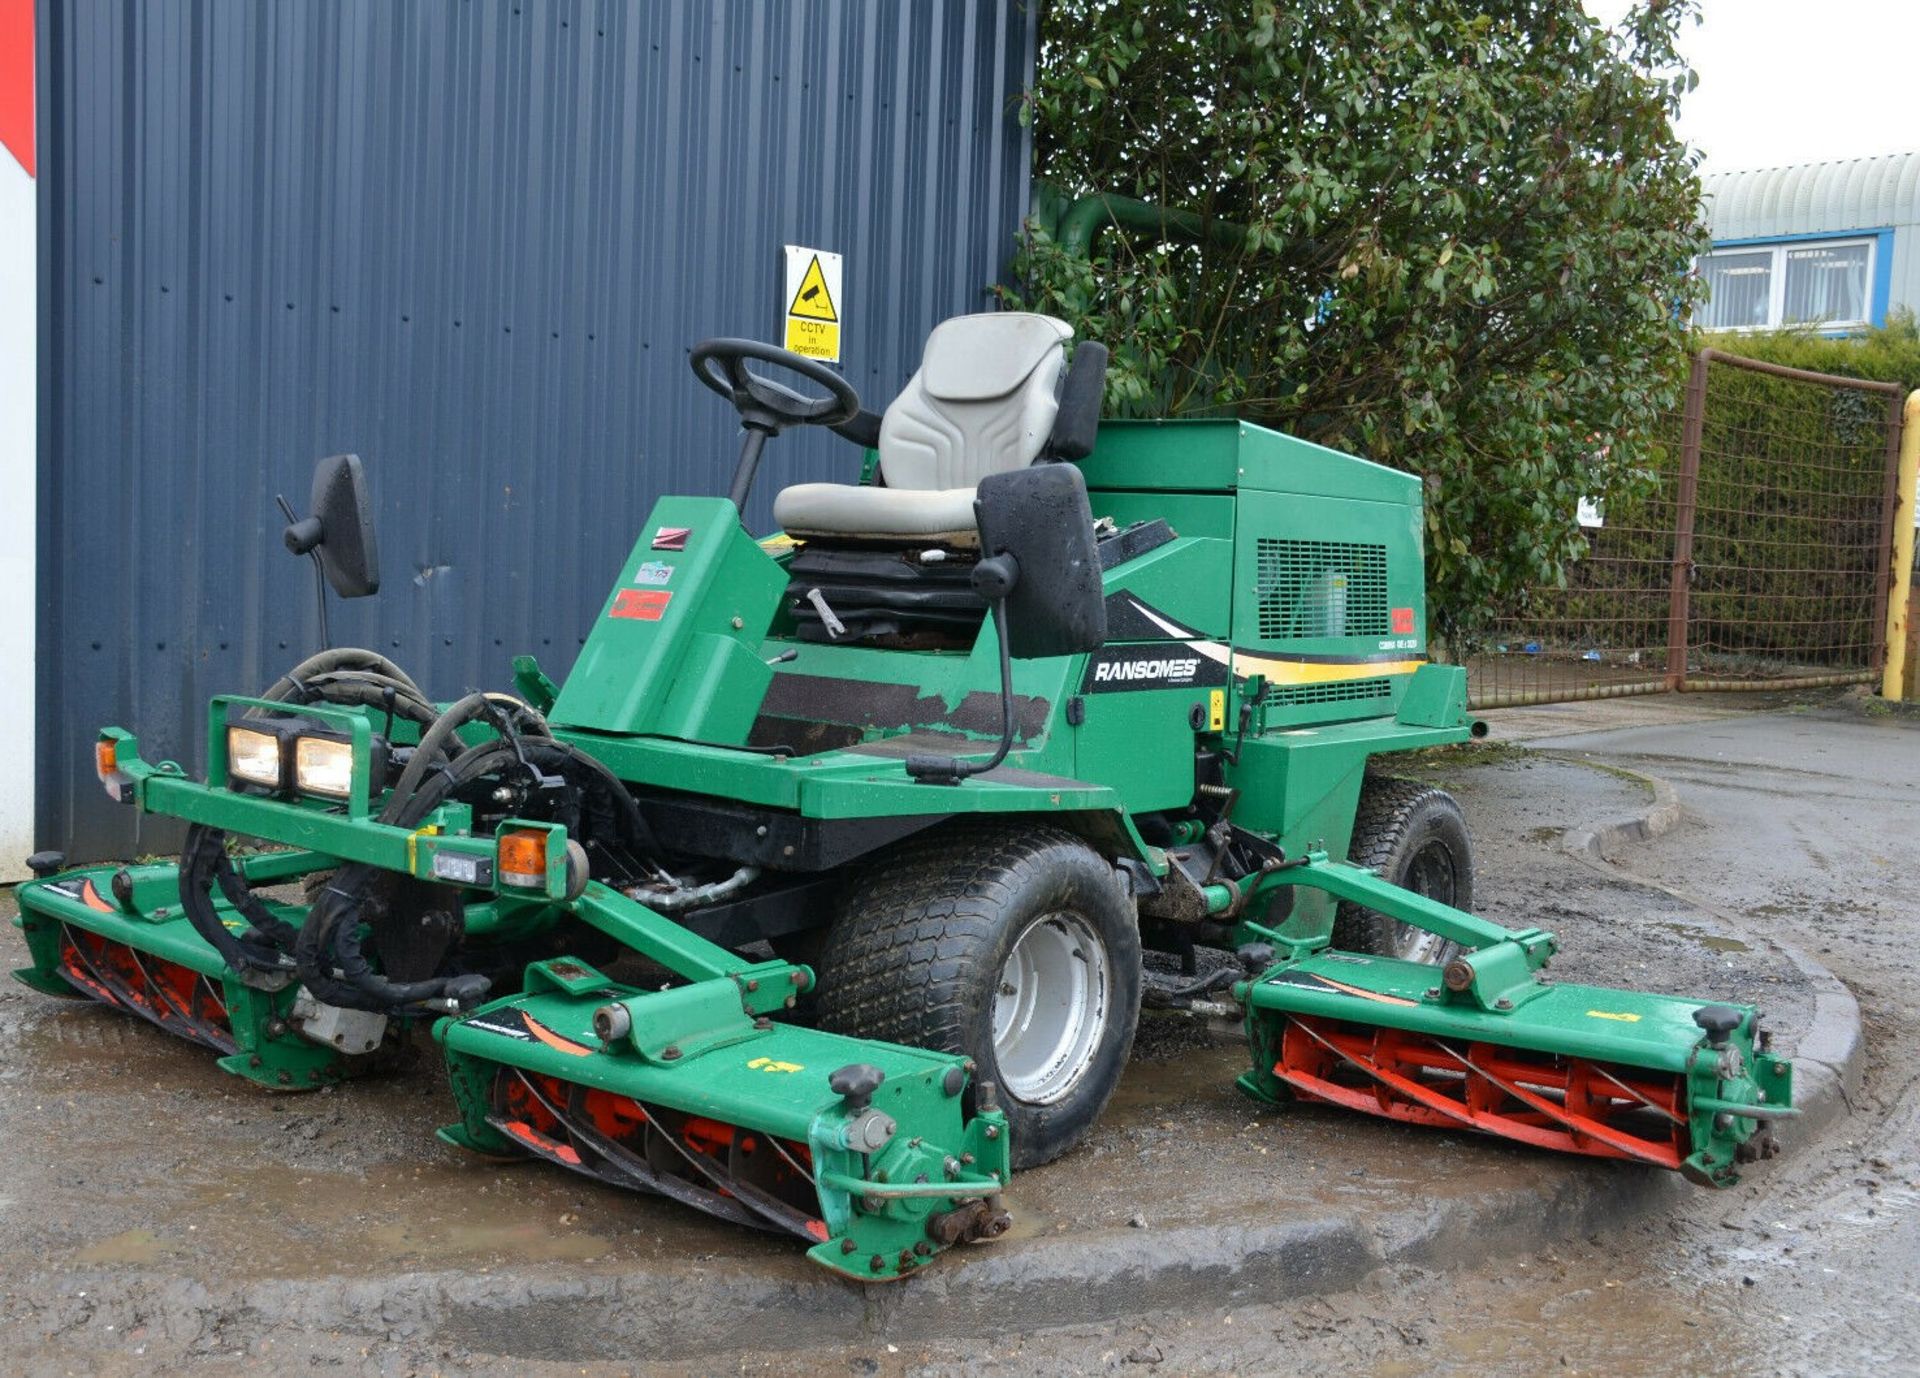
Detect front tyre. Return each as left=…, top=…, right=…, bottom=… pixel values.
left=812, top=823, right=1142, bottom=1169
left=1333, top=776, right=1475, bottom=965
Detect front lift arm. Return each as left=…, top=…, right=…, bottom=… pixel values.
left=1241, top=854, right=1557, bottom=1013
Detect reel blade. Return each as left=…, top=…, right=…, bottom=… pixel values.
left=487, top=1065, right=799, bottom=1236
left=437, top=963, right=1013, bottom=1280
left=1271, top=1014, right=1685, bottom=1168
left=1239, top=947, right=1795, bottom=1185
left=56, top=921, right=238, bottom=1055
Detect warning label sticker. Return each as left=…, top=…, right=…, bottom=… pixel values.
left=610, top=588, right=673, bottom=621
left=783, top=245, right=842, bottom=362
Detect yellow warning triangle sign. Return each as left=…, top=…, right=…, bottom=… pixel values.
left=788, top=254, right=838, bottom=322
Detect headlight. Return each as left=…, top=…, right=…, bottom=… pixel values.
left=294, top=735, right=357, bottom=798
left=227, top=727, right=284, bottom=788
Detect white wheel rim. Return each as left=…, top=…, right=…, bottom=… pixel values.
left=990, top=911, right=1111, bottom=1105
left=1392, top=925, right=1453, bottom=964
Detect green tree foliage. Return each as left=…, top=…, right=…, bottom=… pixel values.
left=1006, top=0, right=1708, bottom=634
left=1708, top=310, right=1920, bottom=393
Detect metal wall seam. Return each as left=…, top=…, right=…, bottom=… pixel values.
left=39, top=0, right=1037, bottom=859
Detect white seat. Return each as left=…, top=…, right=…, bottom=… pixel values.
left=772, top=312, right=1073, bottom=543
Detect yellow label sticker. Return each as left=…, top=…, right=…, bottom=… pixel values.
left=747, top=1056, right=805, bottom=1074
left=1585, top=1009, right=1642, bottom=1022
left=406, top=823, right=441, bottom=874
left=1208, top=689, right=1226, bottom=732
left=784, top=316, right=839, bottom=361
left=783, top=245, right=843, bottom=362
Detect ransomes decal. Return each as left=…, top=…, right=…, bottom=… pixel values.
left=1081, top=646, right=1229, bottom=693
left=1099, top=592, right=1427, bottom=688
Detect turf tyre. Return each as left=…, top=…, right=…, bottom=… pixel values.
left=1332, top=776, right=1475, bottom=965
left=812, top=822, right=1141, bottom=1169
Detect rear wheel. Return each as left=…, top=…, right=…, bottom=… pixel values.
left=1333, top=776, right=1475, bottom=965
left=812, top=823, right=1142, bottom=1169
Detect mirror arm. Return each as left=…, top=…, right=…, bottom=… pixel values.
left=906, top=591, right=1019, bottom=786
left=277, top=493, right=333, bottom=651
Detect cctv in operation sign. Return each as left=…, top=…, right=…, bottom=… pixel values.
left=782, top=245, right=841, bottom=362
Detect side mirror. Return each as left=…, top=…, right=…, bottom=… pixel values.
left=973, top=464, right=1106, bottom=658
left=282, top=453, right=380, bottom=598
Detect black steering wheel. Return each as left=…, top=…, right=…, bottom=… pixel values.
left=690, top=338, right=862, bottom=511
left=690, top=338, right=861, bottom=435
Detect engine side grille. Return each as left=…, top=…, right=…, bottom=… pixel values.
left=1268, top=677, right=1392, bottom=707
left=1256, top=539, right=1390, bottom=640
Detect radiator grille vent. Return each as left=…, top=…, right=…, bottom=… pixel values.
left=1256, top=539, right=1391, bottom=640
left=1268, top=677, right=1393, bottom=707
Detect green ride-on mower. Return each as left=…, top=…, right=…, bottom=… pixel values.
left=16, top=312, right=1794, bottom=1281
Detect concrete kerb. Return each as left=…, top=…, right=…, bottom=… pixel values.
left=1551, top=752, right=1864, bottom=1143
left=14, top=1164, right=1690, bottom=1365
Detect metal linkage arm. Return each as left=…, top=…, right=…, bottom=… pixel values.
left=1252, top=854, right=1558, bottom=1013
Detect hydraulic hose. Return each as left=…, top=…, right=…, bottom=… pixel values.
left=177, top=823, right=299, bottom=980
left=294, top=734, right=659, bottom=1013
left=260, top=648, right=424, bottom=702
left=626, top=864, right=760, bottom=912
left=296, top=739, right=521, bottom=1012
left=274, top=670, right=439, bottom=726
left=380, top=691, right=550, bottom=823
left=178, top=649, right=437, bottom=980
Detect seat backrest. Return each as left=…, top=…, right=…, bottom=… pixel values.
left=877, top=313, right=1073, bottom=492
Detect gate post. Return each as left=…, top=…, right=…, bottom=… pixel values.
left=1883, top=391, right=1920, bottom=698
left=1665, top=351, right=1709, bottom=692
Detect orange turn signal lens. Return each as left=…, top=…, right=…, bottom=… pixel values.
left=94, top=738, right=118, bottom=781
left=497, top=829, right=549, bottom=888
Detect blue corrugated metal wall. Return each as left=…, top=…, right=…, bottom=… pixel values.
left=37, top=0, right=1035, bottom=860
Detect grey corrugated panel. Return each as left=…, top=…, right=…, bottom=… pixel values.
left=37, top=0, right=1036, bottom=861
left=1702, top=151, right=1920, bottom=318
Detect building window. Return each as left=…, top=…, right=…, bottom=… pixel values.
left=1697, top=237, right=1877, bottom=331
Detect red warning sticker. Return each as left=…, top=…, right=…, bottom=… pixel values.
left=1391, top=607, right=1415, bottom=635
left=651, top=526, right=692, bottom=551
left=611, top=588, right=673, bottom=621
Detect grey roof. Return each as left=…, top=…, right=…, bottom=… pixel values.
left=1702, top=152, right=1920, bottom=239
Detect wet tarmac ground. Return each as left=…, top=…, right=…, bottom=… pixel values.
left=0, top=695, right=1887, bottom=1373
left=854, top=692, right=1919, bottom=1378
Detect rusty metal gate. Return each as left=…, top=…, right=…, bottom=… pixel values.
left=1465, top=349, right=1908, bottom=709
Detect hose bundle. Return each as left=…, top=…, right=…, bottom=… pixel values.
left=177, top=648, right=654, bottom=1011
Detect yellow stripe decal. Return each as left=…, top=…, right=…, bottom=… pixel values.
left=1121, top=598, right=1423, bottom=687
left=1229, top=655, right=1428, bottom=686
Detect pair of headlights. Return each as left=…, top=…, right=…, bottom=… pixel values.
left=226, top=724, right=366, bottom=799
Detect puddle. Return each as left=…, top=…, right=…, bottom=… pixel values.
left=361, top=1219, right=615, bottom=1264
left=1654, top=922, right=1750, bottom=954
left=74, top=1227, right=172, bottom=1265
